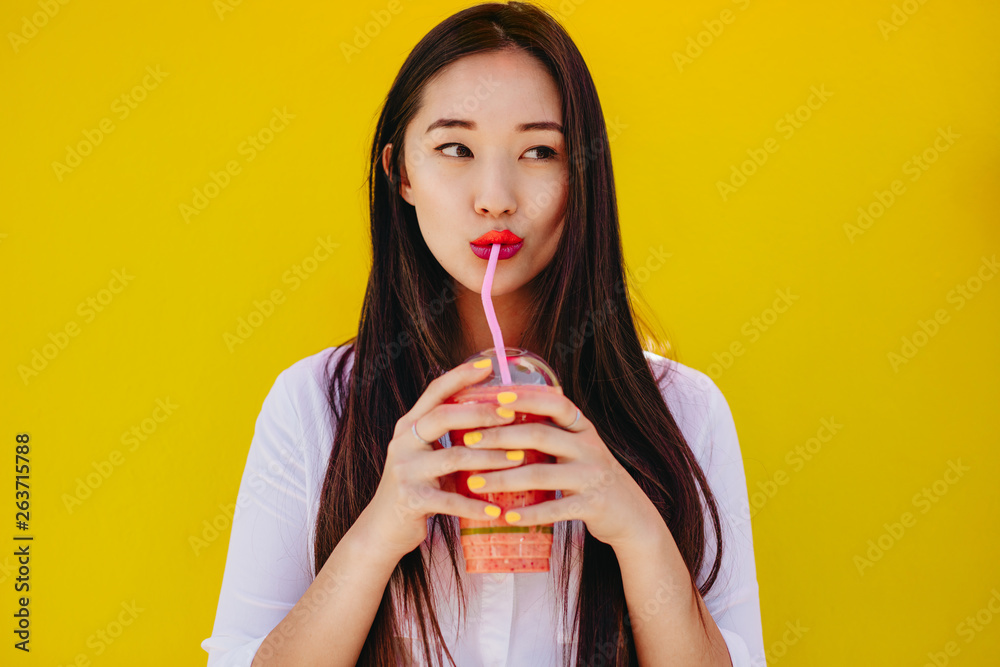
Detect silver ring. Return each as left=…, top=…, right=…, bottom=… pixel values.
left=411, top=421, right=432, bottom=445
left=563, top=408, right=582, bottom=431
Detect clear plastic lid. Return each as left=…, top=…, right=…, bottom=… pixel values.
left=461, top=347, right=561, bottom=389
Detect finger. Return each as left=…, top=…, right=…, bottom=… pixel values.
left=463, top=422, right=577, bottom=459
left=409, top=358, right=494, bottom=419
left=500, top=495, right=584, bottom=526
left=419, top=444, right=524, bottom=481
left=412, top=398, right=516, bottom=446
left=466, top=461, right=592, bottom=494
left=416, top=487, right=507, bottom=523
left=491, top=389, right=588, bottom=432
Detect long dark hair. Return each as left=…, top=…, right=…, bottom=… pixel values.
left=314, top=3, right=725, bottom=665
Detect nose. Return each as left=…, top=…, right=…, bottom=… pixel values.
left=474, top=163, right=517, bottom=219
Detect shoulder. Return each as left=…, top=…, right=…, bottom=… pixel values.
left=260, top=346, right=354, bottom=545
left=643, top=350, right=727, bottom=444
left=273, top=345, right=353, bottom=410
left=643, top=354, right=762, bottom=659
left=262, top=345, right=354, bottom=456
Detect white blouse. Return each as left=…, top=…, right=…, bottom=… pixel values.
left=201, top=346, right=766, bottom=666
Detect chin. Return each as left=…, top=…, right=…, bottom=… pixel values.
left=458, top=272, right=512, bottom=296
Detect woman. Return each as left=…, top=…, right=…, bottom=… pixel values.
left=202, top=2, right=765, bottom=665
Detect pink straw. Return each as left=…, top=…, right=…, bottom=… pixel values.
left=480, top=243, right=512, bottom=385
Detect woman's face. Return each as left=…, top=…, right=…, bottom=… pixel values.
left=384, top=49, right=568, bottom=298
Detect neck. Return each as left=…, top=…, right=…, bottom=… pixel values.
left=453, top=280, right=533, bottom=362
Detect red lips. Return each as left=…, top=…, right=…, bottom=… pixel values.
left=471, top=229, right=523, bottom=245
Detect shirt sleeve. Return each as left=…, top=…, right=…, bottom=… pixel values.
left=200, top=368, right=315, bottom=666
left=696, top=379, right=767, bottom=667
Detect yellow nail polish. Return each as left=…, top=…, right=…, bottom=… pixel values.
left=496, top=406, right=515, bottom=418
left=506, top=450, right=524, bottom=461
left=473, top=359, right=492, bottom=369
left=468, top=476, right=486, bottom=490
left=484, top=504, right=501, bottom=518
left=464, top=431, right=483, bottom=445
left=497, top=391, right=518, bottom=404
left=505, top=510, right=521, bottom=523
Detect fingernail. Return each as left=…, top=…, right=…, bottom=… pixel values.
left=505, top=510, right=521, bottom=523
left=484, top=504, right=501, bottom=518
left=496, top=391, right=518, bottom=404
left=468, top=476, right=486, bottom=490
left=506, top=450, right=524, bottom=461
left=496, top=406, right=515, bottom=419
left=464, top=431, right=483, bottom=445
left=473, top=359, right=492, bottom=369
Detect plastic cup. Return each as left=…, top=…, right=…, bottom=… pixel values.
left=440, top=347, right=561, bottom=573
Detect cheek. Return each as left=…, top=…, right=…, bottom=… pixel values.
left=408, top=175, right=448, bottom=218
left=532, top=178, right=568, bottom=226
left=537, top=192, right=566, bottom=237
left=414, top=164, right=463, bottom=204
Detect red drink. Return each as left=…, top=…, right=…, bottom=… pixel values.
left=439, top=347, right=563, bottom=573
left=444, top=384, right=558, bottom=573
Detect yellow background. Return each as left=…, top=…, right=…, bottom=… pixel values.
left=2, top=0, right=998, bottom=664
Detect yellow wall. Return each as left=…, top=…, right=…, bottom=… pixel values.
left=2, top=0, right=997, bottom=664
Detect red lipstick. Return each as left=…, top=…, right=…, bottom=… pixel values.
left=471, top=229, right=523, bottom=245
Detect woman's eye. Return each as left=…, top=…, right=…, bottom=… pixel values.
left=524, top=146, right=558, bottom=160
left=436, top=144, right=558, bottom=160
left=439, top=143, right=472, bottom=158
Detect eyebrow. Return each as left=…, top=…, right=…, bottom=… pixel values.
left=425, top=118, right=563, bottom=134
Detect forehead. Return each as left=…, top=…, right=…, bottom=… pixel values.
left=417, top=50, right=562, bottom=129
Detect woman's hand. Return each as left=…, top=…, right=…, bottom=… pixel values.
left=458, top=389, right=664, bottom=551
left=356, top=359, right=525, bottom=561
